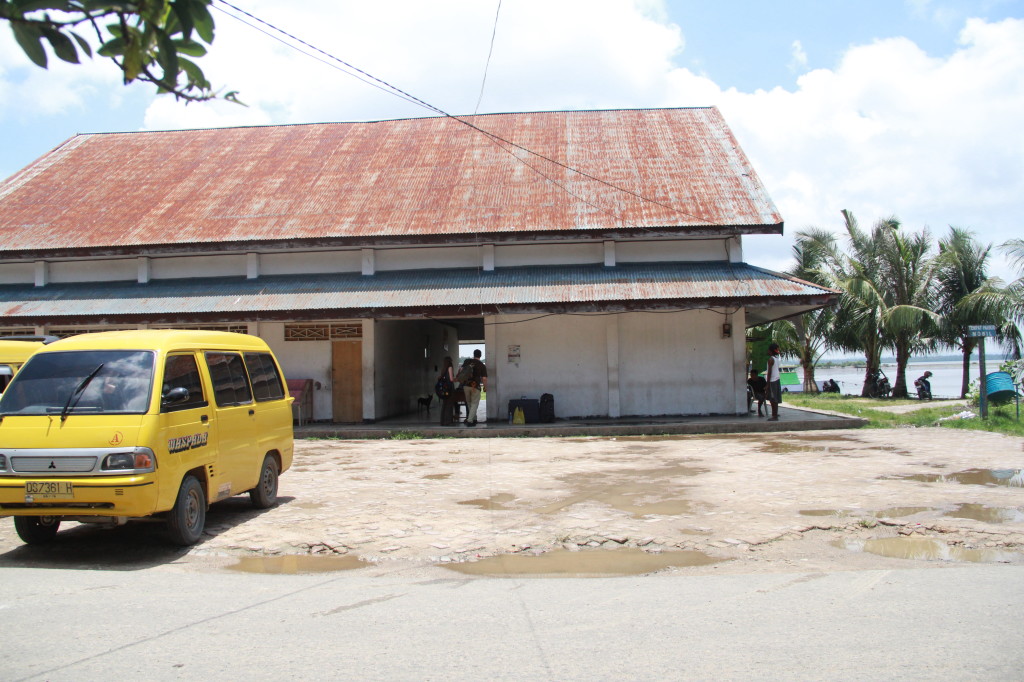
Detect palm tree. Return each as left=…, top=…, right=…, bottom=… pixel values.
left=784, top=228, right=840, bottom=392
left=871, top=218, right=937, bottom=398
left=815, top=210, right=936, bottom=397
left=934, top=227, right=996, bottom=397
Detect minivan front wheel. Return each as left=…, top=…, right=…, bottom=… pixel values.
left=167, top=475, right=206, bottom=545
left=14, top=515, right=61, bottom=544
left=250, top=455, right=279, bottom=509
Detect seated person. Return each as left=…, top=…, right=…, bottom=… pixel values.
left=914, top=371, right=933, bottom=400
left=747, top=369, right=768, bottom=416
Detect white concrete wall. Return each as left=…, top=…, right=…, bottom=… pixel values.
left=617, top=310, right=737, bottom=416
left=495, top=243, right=603, bottom=267
left=151, top=254, right=246, bottom=279
left=47, top=259, right=136, bottom=283
left=491, top=313, right=609, bottom=419
left=261, top=251, right=361, bottom=276
left=489, top=309, right=744, bottom=419
left=616, top=239, right=729, bottom=263
left=376, top=245, right=480, bottom=271
left=0, top=262, right=35, bottom=285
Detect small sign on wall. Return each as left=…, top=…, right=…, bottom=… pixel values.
left=507, top=344, right=521, bottom=362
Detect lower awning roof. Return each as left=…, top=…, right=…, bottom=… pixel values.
left=0, top=262, right=836, bottom=327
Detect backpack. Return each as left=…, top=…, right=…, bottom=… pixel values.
left=455, top=360, right=475, bottom=384
left=435, top=372, right=453, bottom=399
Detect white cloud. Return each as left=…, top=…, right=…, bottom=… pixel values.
left=789, top=40, right=808, bottom=71
left=711, top=18, right=1024, bottom=279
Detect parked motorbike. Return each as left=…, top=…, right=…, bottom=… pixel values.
left=864, top=369, right=892, bottom=398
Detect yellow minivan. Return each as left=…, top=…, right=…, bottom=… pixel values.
left=0, top=330, right=294, bottom=545
left=0, top=336, right=58, bottom=394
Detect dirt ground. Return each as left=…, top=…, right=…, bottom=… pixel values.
left=1, top=427, right=1022, bottom=576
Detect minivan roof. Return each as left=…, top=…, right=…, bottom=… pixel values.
left=33, top=329, right=273, bottom=354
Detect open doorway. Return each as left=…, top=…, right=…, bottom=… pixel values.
left=455, top=340, right=486, bottom=424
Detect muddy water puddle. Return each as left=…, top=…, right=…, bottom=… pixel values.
left=883, top=468, right=1023, bottom=487
left=944, top=503, right=1024, bottom=523
left=423, top=473, right=452, bottom=480
left=458, top=493, right=517, bottom=511
left=228, top=555, right=371, bottom=574
left=800, top=506, right=932, bottom=519
left=802, top=504, right=1024, bottom=524
left=833, top=537, right=1019, bottom=563
left=443, top=548, right=722, bottom=577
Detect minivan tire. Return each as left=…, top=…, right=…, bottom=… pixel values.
left=14, top=515, right=60, bottom=544
left=167, top=475, right=206, bottom=545
left=250, top=455, right=279, bottom=509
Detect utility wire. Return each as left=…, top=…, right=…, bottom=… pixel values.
left=211, top=0, right=717, bottom=228
left=475, top=0, right=502, bottom=115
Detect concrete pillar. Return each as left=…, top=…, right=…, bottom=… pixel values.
left=604, top=240, right=616, bottom=267
left=482, top=244, right=495, bottom=271
left=247, top=252, right=260, bottom=279
left=34, top=261, right=48, bottom=287
left=606, top=315, right=621, bottom=418
left=137, top=257, right=151, bottom=284
left=361, top=249, right=375, bottom=276
left=361, top=319, right=375, bottom=421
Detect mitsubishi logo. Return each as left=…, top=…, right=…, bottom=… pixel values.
left=48, top=461, right=56, bottom=469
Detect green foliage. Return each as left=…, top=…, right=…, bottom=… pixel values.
left=0, top=0, right=240, bottom=103
left=785, top=393, right=1024, bottom=436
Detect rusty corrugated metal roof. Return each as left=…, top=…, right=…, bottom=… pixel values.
left=0, top=109, right=782, bottom=254
left=0, top=262, right=831, bottom=324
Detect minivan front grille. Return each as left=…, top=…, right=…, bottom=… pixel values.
left=12, top=456, right=98, bottom=473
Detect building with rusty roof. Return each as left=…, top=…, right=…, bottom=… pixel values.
left=0, top=107, right=836, bottom=422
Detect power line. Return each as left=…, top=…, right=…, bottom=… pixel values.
left=210, top=0, right=718, bottom=229
left=475, top=0, right=503, bottom=115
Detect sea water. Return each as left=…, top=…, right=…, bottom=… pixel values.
left=805, top=360, right=990, bottom=399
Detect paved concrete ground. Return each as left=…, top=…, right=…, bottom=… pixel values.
left=1, top=422, right=1020, bottom=577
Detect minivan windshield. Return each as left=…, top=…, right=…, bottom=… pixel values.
left=0, top=350, right=155, bottom=416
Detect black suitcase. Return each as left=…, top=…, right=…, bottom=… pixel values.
left=539, top=393, right=555, bottom=422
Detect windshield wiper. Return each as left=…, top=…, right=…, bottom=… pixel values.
left=60, top=363, right=105, bottom=422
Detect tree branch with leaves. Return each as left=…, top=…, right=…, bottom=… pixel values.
left=1, top=0, right=240, bottom=103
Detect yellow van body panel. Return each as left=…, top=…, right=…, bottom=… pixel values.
left=0, top=330, right=293, bottom=523
left=0, top=339, right=44, bottom=368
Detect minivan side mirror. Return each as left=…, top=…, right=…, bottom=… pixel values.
left=162, top=387, right=190, bottom=405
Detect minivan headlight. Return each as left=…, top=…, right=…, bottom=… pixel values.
left=101, top=448, right=156, bottom=473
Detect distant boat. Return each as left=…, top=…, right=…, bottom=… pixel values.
left=780, top=365, right=802, bottom=393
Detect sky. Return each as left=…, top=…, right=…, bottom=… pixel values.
left=1, top=0, right=1022, bottom=280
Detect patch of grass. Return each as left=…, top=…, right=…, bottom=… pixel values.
left=785, top=393, right=1024, bottom=437
left=390, top=431, right=425, bottom=440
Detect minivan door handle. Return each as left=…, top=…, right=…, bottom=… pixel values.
left=201, top=414, right=209, bottom=423
left=248, top=409, right=255, bottom=416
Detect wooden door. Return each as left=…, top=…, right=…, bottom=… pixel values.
left=331, top=340, right=363, bottom=422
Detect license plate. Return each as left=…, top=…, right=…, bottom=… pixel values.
left=25, top=481, right=74, bottom=500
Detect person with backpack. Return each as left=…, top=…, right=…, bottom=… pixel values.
left=456, top=349, right=488, bottom=426
left=436, top=356, right=457, bottom=426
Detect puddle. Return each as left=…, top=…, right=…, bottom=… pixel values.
left=423, top=473, right=452, bottom=480
left=883, top=469, right=1024, bottom=487
left=442, top=548, right=722, bottom=577
left=833, top=537, right=1019, bottom=563
left=942, top=503, right=1024, bottom=524
left=800, top=506, right=933, bottom=519
left=457, top=493, right=517, bottom=510
left=227, top=555, right=370, bottom=574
